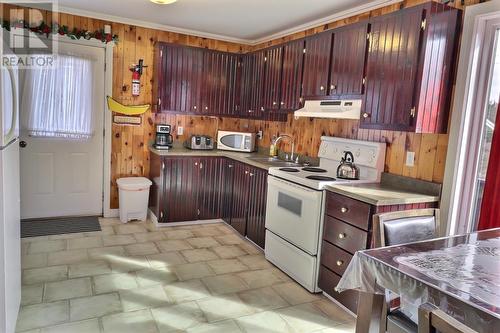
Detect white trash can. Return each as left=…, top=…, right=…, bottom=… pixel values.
left=117, top=177, right=153, bottom=223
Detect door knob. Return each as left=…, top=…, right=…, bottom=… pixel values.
left=19, top=141, right=27, bottom=148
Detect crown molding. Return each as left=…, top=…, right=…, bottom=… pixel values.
left=35, top=0, right=402, bottom=45
left=249, top=0, right=402, bottom=45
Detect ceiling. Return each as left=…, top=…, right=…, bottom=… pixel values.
left=55, top=0, right=400, bottom=44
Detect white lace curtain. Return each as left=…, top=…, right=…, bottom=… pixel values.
left=22, top=54, right=94, bottom=139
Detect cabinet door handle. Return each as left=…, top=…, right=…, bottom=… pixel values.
left=193, top=105, right=197, bottom=110
left=280, top=101, right=285, bottom=106
left=245, top=170, right=249, bottom=175
left=320, top=86, right=325, bottom=91
left=162, top=162, right=165, bottom=170
left=330, top=84, right=336, bottom=90
left=362, top=113, right=370, bottom=119
left=249, top=173, right=254, bottom=177
left=200, top=162, right=203, bottom=169
left=336, top=260, right=344, bottom=266
left=338, top=233, right=347, bottom=239
left=228, top=164, right=233, bottom=168
left=340, top=207, right=348, bottom=213
left=195, top=162, right=198, bottom=166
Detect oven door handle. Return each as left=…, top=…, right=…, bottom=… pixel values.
left=268, top=176, right=321, bottom=195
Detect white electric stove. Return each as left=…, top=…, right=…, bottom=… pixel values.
left=265, top=136, right=386, bottom=292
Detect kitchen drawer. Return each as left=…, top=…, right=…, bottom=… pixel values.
left=318, top=265, right=359, bottom=313
left=326, top=192, right=372, bottom=230
left=320, top=240, right=353, bottom=276
left=323, top=215, right=368, bottom=254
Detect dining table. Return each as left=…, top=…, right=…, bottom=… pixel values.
left=336, top=228, right=500, bottom=333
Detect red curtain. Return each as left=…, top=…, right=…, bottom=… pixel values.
left=478, top=102, right=500, bottom=230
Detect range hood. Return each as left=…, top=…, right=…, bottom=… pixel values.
left=294, top=99, right=362, bottom=119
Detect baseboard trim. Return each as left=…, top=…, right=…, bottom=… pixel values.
left=104, top=209, right=119, bottom=218
left=148, top=210, right=224, bottom=228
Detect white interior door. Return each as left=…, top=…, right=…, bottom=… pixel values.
left=20, top=41, right=105, bottom=219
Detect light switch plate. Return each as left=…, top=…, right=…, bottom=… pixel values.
left=177, top=126, right=184, bottom=135
left=406, top=151, right=415, bottom=167
left=257, top=130, right=263, bottom=140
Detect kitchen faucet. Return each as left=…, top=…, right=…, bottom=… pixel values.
left=272, top=134, right=295, bottom=162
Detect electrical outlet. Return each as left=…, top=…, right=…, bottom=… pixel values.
left=406, top=151, right=415, bottom=167
left=177, top=126, right=184, bottom=135
left=257, top=130, right=263, bottom=140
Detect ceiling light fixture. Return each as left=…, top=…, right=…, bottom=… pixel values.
left=150, top=0, right=177, bottom=4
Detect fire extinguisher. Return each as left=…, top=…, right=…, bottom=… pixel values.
left=130, top=59, right=147, bottom=96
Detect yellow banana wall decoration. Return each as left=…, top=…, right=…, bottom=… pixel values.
left=106, top=96, right=150, bottom=115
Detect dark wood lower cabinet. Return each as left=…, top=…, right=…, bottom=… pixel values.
left=318, top=192, right=438, bottom=312
left=229, top=162, right=250, bottom=236
left=150, top=154, right=268, bottom=249
left=198, top=157, right=226, bottom=219
left=221, top=159, right=235, bottom=224
left=246, top=167, right=268, bottom=248
left=228, top=161, right=268, bottom=248
left=162, top=157, right=199, bottom=223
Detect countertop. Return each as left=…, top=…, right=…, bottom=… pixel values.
left=325, top=182, right=440, bottom=206
left=149, top=145, right=299, bottom=170
left=325, top=172, right=441, bottom=206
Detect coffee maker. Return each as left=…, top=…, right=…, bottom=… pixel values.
left=154, top=124, right=173, bottom=150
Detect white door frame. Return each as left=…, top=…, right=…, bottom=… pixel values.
left=441, top=0, right=500, bottom=235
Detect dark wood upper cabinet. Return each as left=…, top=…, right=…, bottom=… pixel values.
left=263, top=46, right=283, bottom=111
left=361, top=2, right=460, bottom=133
left=154, top=2, right=460, bottom=130
left=362, top=6, right=424, bottom=131
left=201, top=51, right=240, bottom=116
left=280, top=39, right=305, bottom=110
left=154, top=44, right=203, bottom=113
left=329, top=22, right=369, bottom=96
left=240, top=50, right=266, bottom=118
left=302, top=32, right=333, bottom=98
left=413, top=2, right=461, bottom=133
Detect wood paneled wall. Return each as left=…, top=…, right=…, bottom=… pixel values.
left=2, top=0, right=480, bottom=209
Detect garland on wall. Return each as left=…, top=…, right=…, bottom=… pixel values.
left=1, top=20, right=118, bottom=43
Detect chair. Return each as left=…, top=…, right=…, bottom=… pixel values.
left=373, top=208, right=440, bottom=248
left=372, top=209, right=441, bottom=333
left=418, top=302, right=478, bottom=333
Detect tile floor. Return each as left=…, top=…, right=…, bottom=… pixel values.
left=18, top=218, right=356, bottom=333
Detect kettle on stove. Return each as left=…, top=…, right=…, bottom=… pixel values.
left=336, top=151, right=360, bottom=180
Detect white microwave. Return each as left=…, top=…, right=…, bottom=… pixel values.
left=217, top=131, right=256, bottom=152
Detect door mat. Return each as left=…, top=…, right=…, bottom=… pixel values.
left=21, top=216, right=101, bottom=238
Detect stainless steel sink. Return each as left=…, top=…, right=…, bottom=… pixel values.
left=245, top=156, right=299, bottom=167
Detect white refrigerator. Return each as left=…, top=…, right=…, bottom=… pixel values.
left=0, top=42, right=21, bottom=333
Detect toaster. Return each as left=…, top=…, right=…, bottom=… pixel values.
left=184, top=135, right=214, bottom=150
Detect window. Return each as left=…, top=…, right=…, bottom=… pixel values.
left=22, top=54, right=94, bottom=139
left=441, top=2, right=500, bottom=235
left=470, top=29, right=500, bottom=227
